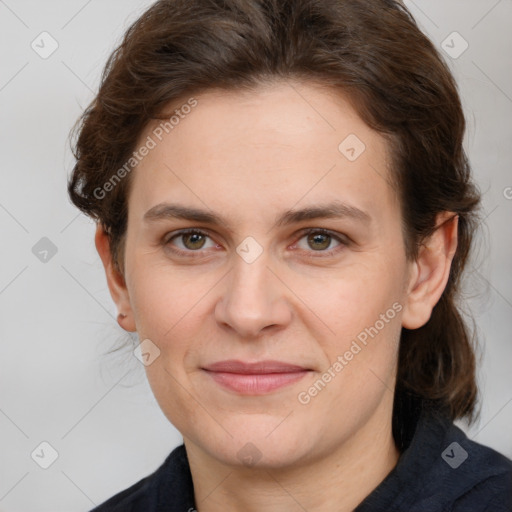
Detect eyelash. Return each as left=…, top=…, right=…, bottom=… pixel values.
left=163, top=227, right=349, bottom=259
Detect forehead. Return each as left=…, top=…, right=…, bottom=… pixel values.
left=128, top=81, right=399, bottom=230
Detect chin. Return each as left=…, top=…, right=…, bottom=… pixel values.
left=190, top=416, right=317, bottom=469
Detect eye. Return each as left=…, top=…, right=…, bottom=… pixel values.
left=164, top=229, right=219, bottom=255
left=292, top=228, right=348, bottom=256
left=163, top=227, right=349, bottom=259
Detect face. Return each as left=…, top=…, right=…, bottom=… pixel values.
left=112, top=81, right=417, bottom=468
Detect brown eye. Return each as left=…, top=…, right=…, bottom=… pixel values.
left=165, top=229, right=218, bottom=254
left=306, top=232, right=332, bottom=251
left=293, top=228, right=348, bottom=257
left=181, top=232, right=207, bottom=250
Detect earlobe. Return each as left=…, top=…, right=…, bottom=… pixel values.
left=94, top=224, right=137, bottom=332
left=401, top=213, right=459, bottom=330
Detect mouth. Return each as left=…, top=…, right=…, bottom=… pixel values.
left=201, top=360, right=312, bottom=395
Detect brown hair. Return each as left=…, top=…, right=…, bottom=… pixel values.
left=67, top=0, right=482, bottom=443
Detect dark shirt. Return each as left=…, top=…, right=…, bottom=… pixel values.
left=90, top=410, right=512, bottom=511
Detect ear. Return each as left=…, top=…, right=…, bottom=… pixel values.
left=95, top=223, right=137, bottom=332
left=401, top=212, right=459, bottom=330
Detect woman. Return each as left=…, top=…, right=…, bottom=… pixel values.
left=67, top=0, right=512, bottom=510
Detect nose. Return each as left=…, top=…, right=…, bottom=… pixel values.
left=214, top=249, right=292, bottom=339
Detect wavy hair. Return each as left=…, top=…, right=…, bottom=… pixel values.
left=67, top=0, right=482, bottom=447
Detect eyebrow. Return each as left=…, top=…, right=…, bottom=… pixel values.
left=143, top=200, right=372, bottom=228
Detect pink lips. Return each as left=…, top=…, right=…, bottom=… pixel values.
left=202, top=360, right=310, bottom=394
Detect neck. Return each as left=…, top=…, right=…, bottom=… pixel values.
left=185, top=399, right=400, bottom=512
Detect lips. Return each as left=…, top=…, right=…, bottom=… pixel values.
left=203, top=360, right=309, bottom=374
left=202, top=360, right=311, bottom=394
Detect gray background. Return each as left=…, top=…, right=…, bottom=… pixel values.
left=0, top=1, right=511, bottom=510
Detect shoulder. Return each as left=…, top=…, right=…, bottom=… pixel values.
left=89, top=473, right=153, bottom=512
left=89, top=444, right=194, bottom=512
left=358, top=410, right=512, bottom=512
left=410, top=415, right=512, bottom=511
left=444, top=425, right=512, bottom=511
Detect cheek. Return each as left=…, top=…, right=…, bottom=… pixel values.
left=126, top=256, right=211, bottom=339
left=127, top=261, right=219, bottom=386
left=144, top=362, right=204, bottom=437
left=296, top=260, right=404, bottom=388
left=293, top=258, right=403, bottom=337
left=298, top=278, right=402, bottom=430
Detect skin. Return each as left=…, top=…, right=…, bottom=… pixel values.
left=95, top=80, right=458, bottom=512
